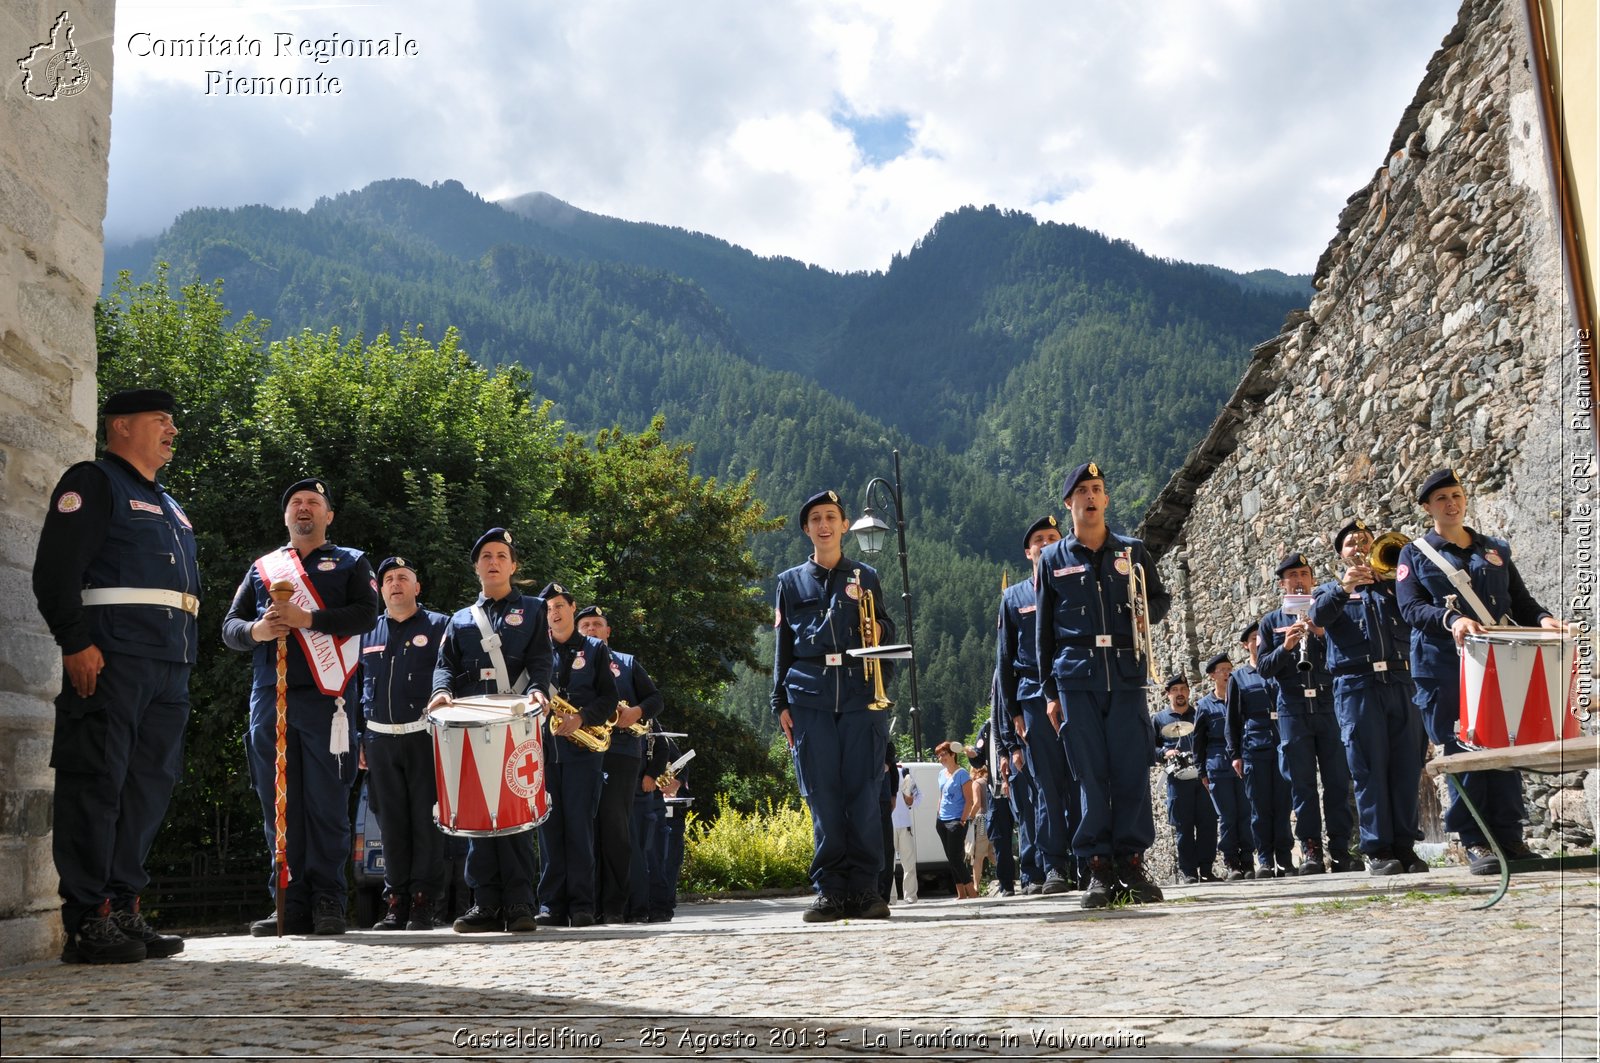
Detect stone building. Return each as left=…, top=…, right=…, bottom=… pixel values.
left=1, top=2, right=116, bottom=963
left=1138, top=0, right=1598, bottom=879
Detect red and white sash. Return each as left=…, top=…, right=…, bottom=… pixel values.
left=253, top=547, right=361, bottom=697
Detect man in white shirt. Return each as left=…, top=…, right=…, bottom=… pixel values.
left=890, top=765, right=921, bottom=903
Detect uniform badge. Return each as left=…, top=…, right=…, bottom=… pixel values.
left=1113, top=556, right=1132, bottom=576
left=845, top=583, right=861, bottom=600
left=1395, top=564, right=1410, bottom=581
left=1019, top=604, right=1036, bottom=615
left=170, top=501, right=191, bottom=528
left=56, top=491, right=82, bottom=514
left=573, top=652, right=586, bottom=670
left=506, top=611, right=524, bottom=626
left=412, top=634, right=430, bottom=648
left=1485, top=549, right=1503, bottom=566
left=130, top=499, right=163, bottom=514
left=610, top=660, right=622, bottom=677
left=318, top=559, right=337, bottom=571
left=369, top=578, right=379, bottom=593
left=505, top=738, right=543, bottom=798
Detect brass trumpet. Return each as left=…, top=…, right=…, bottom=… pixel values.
left=1367, top=532, right=1411, bottom=580
left=857, top=570, right=893, bottom=711
left=547, top=690, right=612, bottom=753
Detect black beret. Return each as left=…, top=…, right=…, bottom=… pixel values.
left=1332, top=517, right=1370, bottom=554
left=101, top=388, right=175, bottom=418
left=1163, top=673, right=1189, bottom=692
left=471, top=527, right=517, bottom=562
left=281, top=478, right=331, bottom=511
left=539, top=581, right=574, bottom=604
left=1416, top=467, right=1462, bottom=503
left=1240, top=619, right=1262, bottom=645
left=574, top=604, right=606, bottom=623
left=1022, top=514, right=1060, bottom=551
left=376, top=556, right=416, bottom=582
left=798, top=489, right=845, bottom=525
left=1275, top=551, right=1312, bottom=578
left=1203, top=652, right=1231, bottom=675
left=1060, top=461, right=1104, bottom=500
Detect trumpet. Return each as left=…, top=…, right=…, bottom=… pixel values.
left=607, top=701, right=651, bottom=736
left=547, top=690, right=612, bottom=753
left=1367, top=532, right=1411, bottom=580
left=857, top=570, right=893, bottom=711
left=1127, top=550, right=1158, bottom=684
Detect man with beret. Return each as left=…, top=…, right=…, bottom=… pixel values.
left=427, top=529, right=552, bottom=932
left=773, top=489, right=896, bottom=922
left=537, top=585, right=619, bottom=926
left=575, top=603, right=663, bottom=922
left=359, top=557, right=449, bottom=929
left=1193, top=654, right=1252, bottom=879
left=1309, top=517, right=1424, bottom=876
left=1256, top=551, right=1355, bottom=874
left=33, top=388, right=198, bottom=963
left=1396, top=468, right=1563, bottom=873
left=1226, top=621, right=1295, bottom=877
left=223, top=478, right=379, bottom=935
left=995, top=514, right=1079, bottom=895
left=1152, top=674, right=1217, bottom=883
left=1035, top=462, right=1170, bottom=907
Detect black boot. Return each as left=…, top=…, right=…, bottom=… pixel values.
left=373, top=892, right=407, bottom=930
left=62, top=901, right=145, bottom=965
left=110, top=899, right=184, bottom=957
left=1115, top=854, right=1164, bottom=904
left=406, top=892, right=435, bottom=931
left=1080, top=856, right=1116, bottom=909
left=1298, top=842, right=1326, bottom=876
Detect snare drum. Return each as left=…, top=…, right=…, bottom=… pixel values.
left=1163, top=751, right=1200, bottom=781
left=1459, top=628, right=1579, bottom=749
left=428, top=695, right=551, bottom=836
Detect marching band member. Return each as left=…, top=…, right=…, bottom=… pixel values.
left=635, top=722, right=671, bottom=920
left=34, top=388, right=197, bottom=963
left=995, top=514, right=1077, bottom=895
left=428, top=528, right=551, bottom=933
left=1309, top=518, right=1424, bottom=876
left=1226, top=620, right=1295, bottom=878
left=1193, top=653, right=1252, bottom=879
left=772, top=489, right=894, bottom=923
left=223, top=478, right=378, bottom=936
left=359, top=557, right=448, bottom=930
left=1152, top=674, right=1218, bottom=883
left=536, top=584, right=618, bottom=926
left=575, top=603, right=663, bottom=922
left=1396, top=468, right=1562, bottom=874
left=1256, top=551, right=1355, bottom=874
left=653, top=734, right=691, bottom=922
left=1035, top=462, right=1169, bottom=908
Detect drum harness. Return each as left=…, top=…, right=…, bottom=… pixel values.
left=1409, top=538, right=1501, bottom=627
left=470, top=603, right=535, bottom=695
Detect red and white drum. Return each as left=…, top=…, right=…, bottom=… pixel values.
left=1459, top=627, right=1580, bottom=749
left=428, top=695, right=551, bottom=836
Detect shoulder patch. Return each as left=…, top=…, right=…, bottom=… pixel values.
left=56, top=491, right=83, bottom=514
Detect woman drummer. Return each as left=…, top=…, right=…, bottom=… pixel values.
left=1395, top=468, right=1563, bottom=874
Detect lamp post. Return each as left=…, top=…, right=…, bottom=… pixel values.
left=849, top=449, right=923, bottom=759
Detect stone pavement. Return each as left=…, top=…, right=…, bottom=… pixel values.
left=1, top=866, right=1596, bottom=1061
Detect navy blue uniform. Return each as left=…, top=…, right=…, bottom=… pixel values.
left=222, top=543, right=378, bottom=921
left=632, top=723, right=671, bottom=919
left=1152, top=704, right=1217, bottom=880
left=1309, top=579, right=1421, bottom=859
left=1396, top=531, right=1551, bottom=848
left=539, top=630, right=617, bottom=922
left=1034, top=532, right=1168, bottom=860
left=358, top=605, right=449, bottom=905
left=34, top=455, right=199, bottom=934
left=1192, top=689, right=1249, bottom=872
left=772, top=556, right=893, bottom=900
left=596, top=647, right=661, bottom=920
left=1226, top=663, right=1294, bottom=874
left=996, top=578, right=1077, bottom=881
left=430, top=590, right=551, bottom=911
left=1256, top=609, right=1353, bottom=864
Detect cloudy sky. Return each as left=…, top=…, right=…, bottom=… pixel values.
left=98, top=0, right=1459, bottom=275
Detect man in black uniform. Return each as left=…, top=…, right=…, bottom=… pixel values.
left=360, top=557, right=449, bottom=929
left=223, top=478, right=378, bottom=935
left=34, top=388, right=197, bottom=963
left=576, top=603, right=663, bottom=923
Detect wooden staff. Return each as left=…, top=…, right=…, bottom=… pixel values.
left=268, top=579, right=295, bottom=937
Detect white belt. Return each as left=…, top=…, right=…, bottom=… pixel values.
left=82, top=587, right=200, bottom=616
left=365, top=719, right=429, bottom=735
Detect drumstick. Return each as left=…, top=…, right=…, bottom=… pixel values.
left=269, top=580, right=295, bottom=937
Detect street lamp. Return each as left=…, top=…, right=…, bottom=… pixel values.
left=848, top=449, right=923, bottom=759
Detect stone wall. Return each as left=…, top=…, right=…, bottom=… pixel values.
left=1138, top=0, right=1598, bottom=880
left=1, top=2, right=116, bottom=964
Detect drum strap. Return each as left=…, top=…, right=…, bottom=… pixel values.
left=1410, top=539, right=1498, bottom=626
left=469, top=604, right=532, bottom=695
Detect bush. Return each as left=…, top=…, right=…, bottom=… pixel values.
left=681, top=796, right=813, bottom=893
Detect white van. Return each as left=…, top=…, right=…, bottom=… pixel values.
left=893, top=760, right=977, bottom=895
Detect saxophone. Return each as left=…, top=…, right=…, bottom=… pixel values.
left=857, top=570, right=893, bottom=711
left=607, top=701, right=651, bottom=736
left=547, top=690, right=613, bottom=753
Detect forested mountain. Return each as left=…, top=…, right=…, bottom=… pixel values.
left=104, top=178, right=1306, bottom=746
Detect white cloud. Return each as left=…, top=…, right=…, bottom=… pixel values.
left=101, top=0, right=1459, bottom=273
